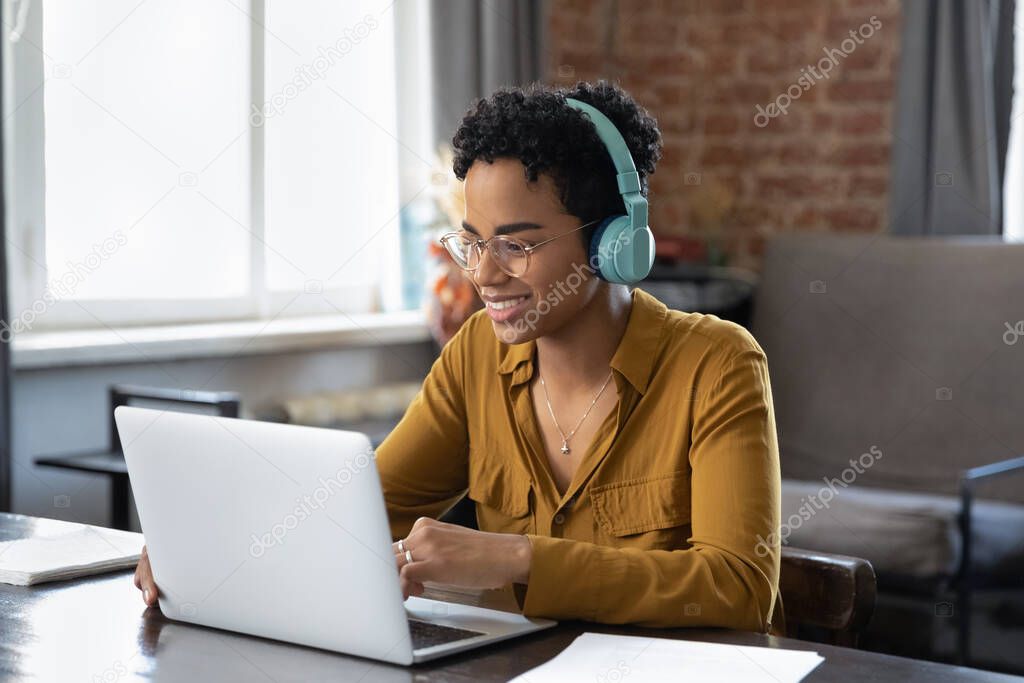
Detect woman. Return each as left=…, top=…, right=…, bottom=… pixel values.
left=135, top=80, right=783, bottom=634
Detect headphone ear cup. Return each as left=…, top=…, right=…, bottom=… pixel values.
left=587, top=217, right=656, bottom=284
left=587, top=216, right=621, bottom=282
left=632, top=225, right=656, bottom=281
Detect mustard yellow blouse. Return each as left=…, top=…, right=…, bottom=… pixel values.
left=377, top=287, right=783, bottom=633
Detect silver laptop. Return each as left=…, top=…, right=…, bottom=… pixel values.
left=115, top=405, right=556, bottom=665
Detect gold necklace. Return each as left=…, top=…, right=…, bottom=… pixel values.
left=538, top=370, right=614, bottom=455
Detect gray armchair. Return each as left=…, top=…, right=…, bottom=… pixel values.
left=751, top=234, right=1024, bottom=670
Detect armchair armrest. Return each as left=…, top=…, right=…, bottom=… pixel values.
left=961, top=454, right=1024, bottom=485
left=958, top=454, right=1024, bottom=574
left=959, top=454, right=1024, bottom=562
left=955, top=454, right=1024, bottom=664
left=779, top=546, right=876, bottom=647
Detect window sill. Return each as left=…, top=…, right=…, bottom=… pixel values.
left=12, top=309, right=432, bottom=370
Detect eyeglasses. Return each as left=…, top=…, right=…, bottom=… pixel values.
left=438, top=218, right=602, bottom=278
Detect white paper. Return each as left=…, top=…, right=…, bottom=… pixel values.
left=510, top=632, right=824, bottom=683
left=0, top=517, right=144, bottom=586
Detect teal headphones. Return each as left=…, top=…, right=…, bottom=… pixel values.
left=564, top=97, right=655, bottom=284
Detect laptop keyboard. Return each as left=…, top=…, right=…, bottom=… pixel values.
left=408, top=618, right=488, bottom=650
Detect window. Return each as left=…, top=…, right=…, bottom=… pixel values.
left=1003, top=1, right=1024, bottom=242
left=3, top=0, right=434, bottom=333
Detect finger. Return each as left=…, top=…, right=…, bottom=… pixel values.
left=400, top=559, right=434, bottom=586
left=400, top=576, right=424, bottom=600
left=393, top=545, right=419, bottom=571
left=134, top=546, right=147, bottom=588
left=142, top=577, right=159, bottom=606
left=134, top=559, right=149, bottom=594
left=410, top=516, right=436, bottom=534
left=137, top=563, right=159, bottom=606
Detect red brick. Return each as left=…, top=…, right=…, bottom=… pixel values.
left=700, top=145, right=748, bottom=166
left=793, top=207, right=824, bottom=230
left=835, top=142, right=889, bottom=165
left=778, top=142, right=821, bottom=165
left=838, top=110, right=886, bottom=134
left=827, top=79, right=895, bottom=103
left=706, top=49, right=739, bottom=73
left=721, top=21, right=767, bottom=44
left=704, top=114, right=740, bottom=135
left=843, top=46, right=884, bottom=71
left=544, top=0, right=901, bottom=272
left=822, top=206, right=883, bottom=231
left=708, top=81, right=776, bottom=104
left=757, top=175, right=842, bottom=198
left=850, top=175, right=889, bottom=197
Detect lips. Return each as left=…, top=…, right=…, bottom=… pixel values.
left=484, top=294, right=531, bottom=322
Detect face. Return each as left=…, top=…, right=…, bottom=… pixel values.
left=462, top=158, right=602, bottom=345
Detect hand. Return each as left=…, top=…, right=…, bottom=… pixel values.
left=392, top=517, right=532, bottom=600
left=133, top=545, right=160, bottom=607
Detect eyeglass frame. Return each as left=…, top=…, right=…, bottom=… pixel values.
left=438, top=218, right=603, bottom=278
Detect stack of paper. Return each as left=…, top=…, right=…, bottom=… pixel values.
left=511, top=632, right=824, bottom=683
left=0, top=517, right=144, bottom=586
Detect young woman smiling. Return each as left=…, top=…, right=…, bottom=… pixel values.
left=380, top=81, right=783, bottom=633
left=134, top=80, right=783, bottom=634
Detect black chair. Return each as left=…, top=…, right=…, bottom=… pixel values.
left=36, top=384, right=240, bottom=530
left=780, top=547, right=877, bottom=647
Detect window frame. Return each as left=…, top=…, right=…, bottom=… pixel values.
left=1004, top=5, right=1024, bottom=242
left=3, top=0, right=428, bottom=333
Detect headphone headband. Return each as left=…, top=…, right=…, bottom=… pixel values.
left=563, top=97, right=648, bottom=230
left=564, top=96, right=654, bottom=284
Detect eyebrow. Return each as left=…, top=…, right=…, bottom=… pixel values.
left=461, top=220, right=544, bottom=237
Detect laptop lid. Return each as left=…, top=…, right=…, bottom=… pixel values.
left=116, top=405, right=417, bottom=665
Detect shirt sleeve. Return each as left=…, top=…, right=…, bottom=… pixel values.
left=514, top=344, right=782, bottom=632
left=376, top=315, right=477, bottom=541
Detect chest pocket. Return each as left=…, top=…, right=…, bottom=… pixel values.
left=590, top=470, right=692, bottom=549
left=467, top=453, right=534, bottom=535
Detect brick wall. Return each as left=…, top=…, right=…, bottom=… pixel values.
left=545, top=0, right=902, bottom=270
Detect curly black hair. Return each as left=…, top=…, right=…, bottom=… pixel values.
left=451, top=80, right=662, bottom=244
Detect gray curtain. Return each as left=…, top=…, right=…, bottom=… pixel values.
left=429, top=0, right=547, bottom=150
left=889, top=0, right=1016, bottom=235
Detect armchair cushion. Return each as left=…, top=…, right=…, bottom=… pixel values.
left=780, top=479, right=1024, bottom=584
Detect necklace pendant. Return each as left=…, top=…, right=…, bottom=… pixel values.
left=560, top=442, right=570, bottom=455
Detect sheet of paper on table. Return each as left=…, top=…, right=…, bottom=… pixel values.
left=0, top=516, right=144, bottom=586
left=510, top=631, right=824, bottom=683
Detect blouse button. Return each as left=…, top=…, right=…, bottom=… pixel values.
left=553, top=513, right=566, bottom=525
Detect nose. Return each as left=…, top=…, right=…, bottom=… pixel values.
left=472, top=243, right=510, bottom=288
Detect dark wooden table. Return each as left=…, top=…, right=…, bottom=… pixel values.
left=2, top=513, right=1022, bottom=682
